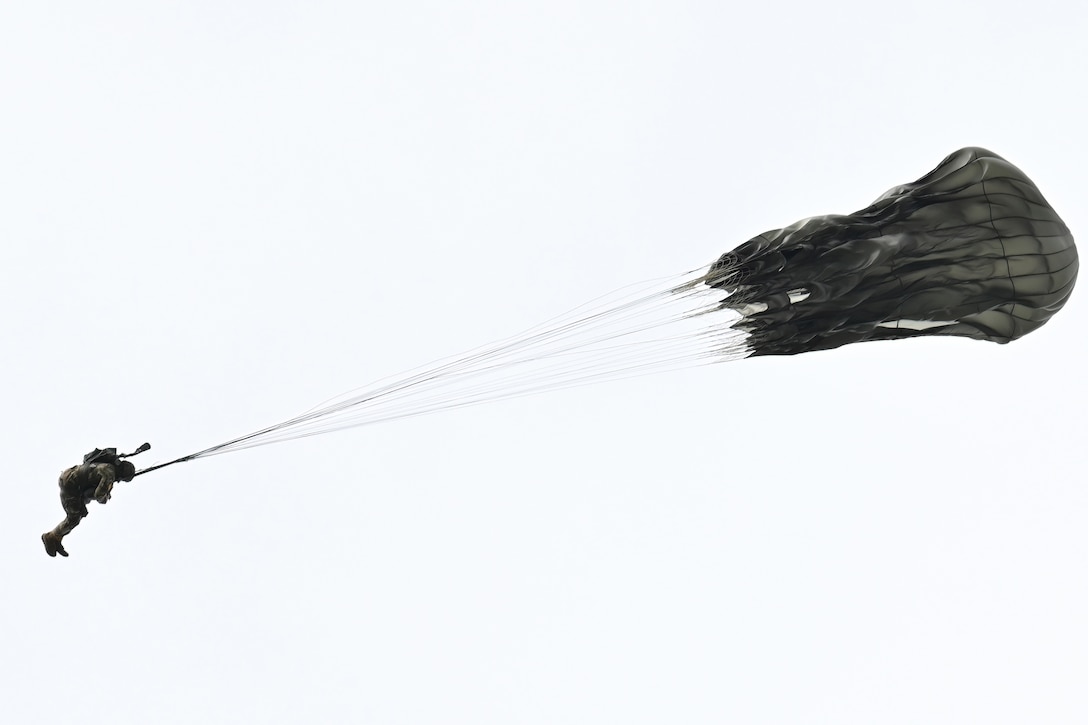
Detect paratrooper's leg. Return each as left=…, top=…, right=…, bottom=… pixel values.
left=41, top=496, right=87, bottom=557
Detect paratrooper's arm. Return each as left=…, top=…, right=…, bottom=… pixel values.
left=92, top=465, right=118, bottom=504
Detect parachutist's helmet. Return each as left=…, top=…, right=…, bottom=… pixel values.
left=117, top=460, right=136, bottom=482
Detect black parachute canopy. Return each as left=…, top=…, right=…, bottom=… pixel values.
left=703, top=147, right=1077, bottom=356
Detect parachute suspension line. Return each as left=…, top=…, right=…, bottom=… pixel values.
left=134, top=265, right=751, bottom=477
left=132, top=454, right=198, bottom=478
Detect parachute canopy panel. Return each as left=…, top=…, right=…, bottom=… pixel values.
left=703, top=147, right=1078, bottom=356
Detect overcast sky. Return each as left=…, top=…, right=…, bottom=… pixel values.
left=4, top=2, right=1087, bottom=724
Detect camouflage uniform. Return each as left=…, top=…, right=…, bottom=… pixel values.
left=42, top=463, right=120, bottom=557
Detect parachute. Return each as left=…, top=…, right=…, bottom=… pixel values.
left=134, top=147, right=1076, bottom=477
left=703, top=147, right=1078, bottom=355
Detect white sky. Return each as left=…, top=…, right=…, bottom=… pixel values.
left=4, top=2, right=1087, bottom=723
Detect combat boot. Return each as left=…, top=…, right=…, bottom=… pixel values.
left=42, top=532, right=68, bottom=557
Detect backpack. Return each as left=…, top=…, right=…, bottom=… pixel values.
left=83, top=447, right=120, bottom=466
